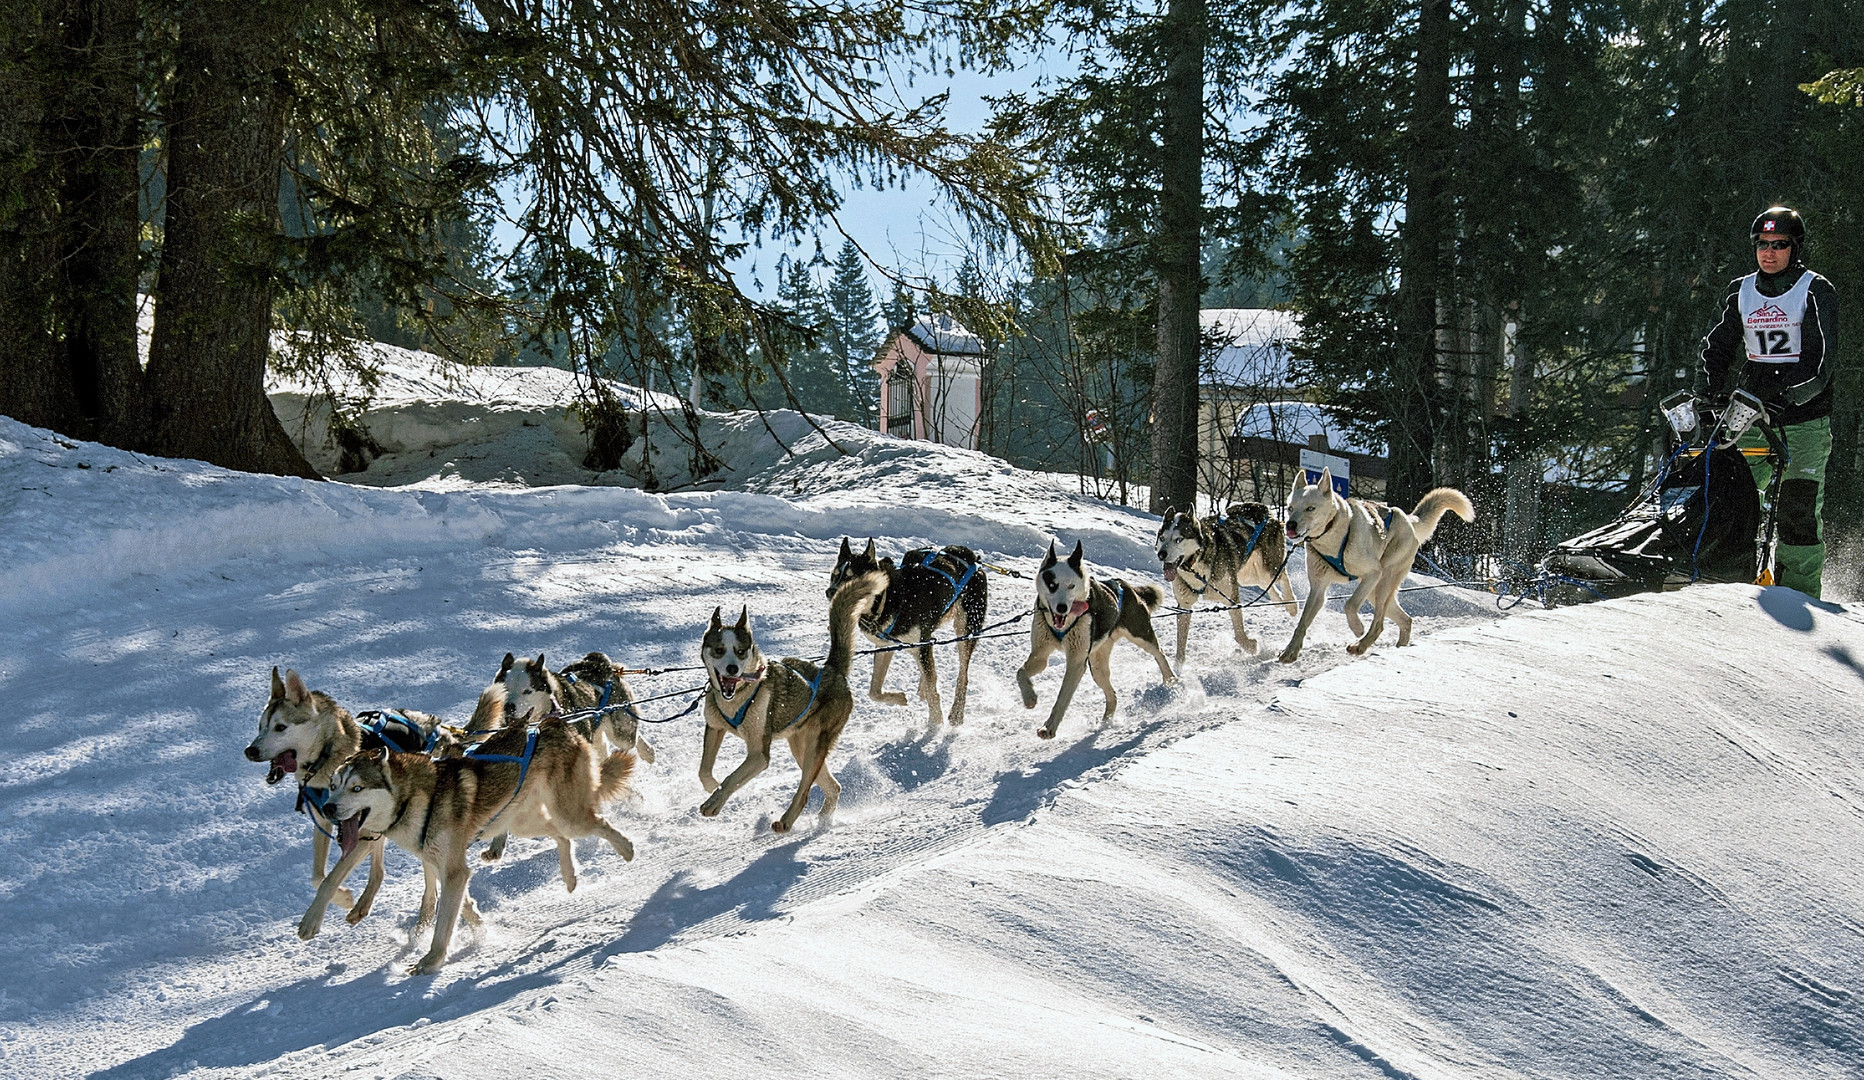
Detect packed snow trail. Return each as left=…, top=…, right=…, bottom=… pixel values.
left=1, top=415, right=1859, bottom=1079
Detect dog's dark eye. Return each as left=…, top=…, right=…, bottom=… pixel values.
left=710, top=647, right=723, bottom=657
left=274, top=723, right=286, bottom=732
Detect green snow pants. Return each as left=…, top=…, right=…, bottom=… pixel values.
left=1736, top=414, right=1830, bottom=598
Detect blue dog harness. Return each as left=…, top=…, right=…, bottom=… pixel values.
left=721, top=665, right=822, bottom=733
left=353, top=709, right=441, bottom=755
left=1312, top=506, right=1397, bottom=581
left=1176, top=518, right=1269, bottom=599
left=878, top=550, right=980, bottom=639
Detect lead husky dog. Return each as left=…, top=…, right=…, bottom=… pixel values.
left=496, top=651, right=655, bottom=763
left=298, top=695, right=636, bottom=976
left=699, top=568, right=886, bottom=832
left=826, top=538, right=988, bottom=726
left=1155, top=502, right=1298, bottom=662
left=1278, top=468, right=1474, bottom=663
left=1017, top=541, right=1176, bottom=739
left=243, top=668, right=476, bottom=925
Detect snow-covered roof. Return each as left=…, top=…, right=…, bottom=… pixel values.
left=1201, top=307, right=1299, bottom=387
left=905, top=313, right=986, bottom=356
left=1232, top=400, right=1384, bottom=457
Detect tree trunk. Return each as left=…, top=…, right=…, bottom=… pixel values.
left=1149, top=0, right=1204, bottom=515
left=55, top=0, right=142, bottom=446
left=0, top=4, right=78, bottom=435
left=1390, top=0, right=1453, bottom=508
left=143, top=1, right=318, bottom=478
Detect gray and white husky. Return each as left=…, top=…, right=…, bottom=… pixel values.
left=298, top=701, right=636, bottom=976
left=1155, top=502, right=1298, bottom=662
left=826, top=537, right=988, bottom=726
left=497, top=651, right=655, bottom=763
left=1016, top=541, right=1176, bottom=739
left=1278, top=468, right=1474, bottom=663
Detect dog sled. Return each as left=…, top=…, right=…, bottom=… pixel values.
left=1527, top=390, right=1786, bottom=607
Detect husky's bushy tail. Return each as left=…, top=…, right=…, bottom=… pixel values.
left=464, top=680, right=511, bottom=732
left=826, top=570, right=889, bottom=677
left=1130, top=583, right=1164, bottom=610
left=597, top=750, right=636, bottom=803
left=1413, top=488, right=1476, bottom=541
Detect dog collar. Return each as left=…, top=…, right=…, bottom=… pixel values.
left=1045, top=599, right=1092, bottom=640
left=722, top=677, right=764, bottom=729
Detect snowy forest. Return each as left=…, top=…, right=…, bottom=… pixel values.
left=4, top=1, right=1862, bottom=553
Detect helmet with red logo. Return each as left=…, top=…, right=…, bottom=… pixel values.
left=1750, top=205, right=1805, bottom=241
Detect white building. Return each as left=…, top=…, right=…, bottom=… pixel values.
left=873, top=314, right=986, bottom=449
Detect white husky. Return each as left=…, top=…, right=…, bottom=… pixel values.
left=1279, top=469, right=1474, bottom=663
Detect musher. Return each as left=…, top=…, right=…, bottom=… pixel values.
left=1696, top=205, right=1840, bottom=598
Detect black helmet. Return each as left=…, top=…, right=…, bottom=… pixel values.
left=1750, top=205, right=1805, bottom=241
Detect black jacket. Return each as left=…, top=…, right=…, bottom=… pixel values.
left=1697, top=266, right=1839, bottom=426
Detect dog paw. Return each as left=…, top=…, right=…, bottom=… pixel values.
left=297, top=917, right=322, bottom=941
left=634, top=738, right=657, bottom=764
left=345, top=906, right=369, bottom=926
left=1276, top=647, right=1300, bottom=664
left=331, top=887, right=356, bottom=910
left=1240, top=637, right=1259, bottom=655
left=699, top=775, right=720, bottom=794
left=615, top=837, right=635, bottom=862
left=769, top=818, right=791, bottom=834
left=1346, top=642, right=1369, bottom=656
left=699, top=792, right=725, bottom=817
left=1036, top=727, right=1055, bottom=740
left=1019, top=689, right=1037, bottom=709
left=407, top=956, right=445, bottom=977
left=878, top=692, right=909, bottom=707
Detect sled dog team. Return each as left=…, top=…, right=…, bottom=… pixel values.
left=247, top=469, right=1470, bottom=974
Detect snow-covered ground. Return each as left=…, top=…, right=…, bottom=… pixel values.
left=2, top=361, right=1860, bottom=1079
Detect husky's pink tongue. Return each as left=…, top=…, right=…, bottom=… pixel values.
left=265, top=749, right=298, bottom=785
left=337, top=811, right=365, bottom=859
left=1162, top=562, right=1179, bottom=582
left=1051, top=600, right=1089, bottom=629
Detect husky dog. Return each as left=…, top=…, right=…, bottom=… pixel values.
left=1016, top=541, right=1176, bottom=739
left=1278, top=468, right=1474, bottom=663
left=243, top=668, right=472, bottom=924
left=1155, top=502, right=1298, bottom=662
left=298, top=699, right=637, bottom=976
left=699, top=568, right=887, bottom=832
left=497, top=651, right=655, bottom=763
left=827, top=537, right=988, bottom=726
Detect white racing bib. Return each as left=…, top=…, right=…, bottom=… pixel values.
left=1740, top=271, right=1812, bottom=364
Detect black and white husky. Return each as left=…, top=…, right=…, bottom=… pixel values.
left=1016, top=541, right=1176, bottom=739
left=1155, top=502, right=1298, bottom=662
left=827, top=537, right=988, bottom=726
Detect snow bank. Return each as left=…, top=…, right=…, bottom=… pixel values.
left=2, top=395, right=1855, bottom=1079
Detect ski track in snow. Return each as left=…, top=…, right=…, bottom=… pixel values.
left=2, top=399, right=1861, bottom=1079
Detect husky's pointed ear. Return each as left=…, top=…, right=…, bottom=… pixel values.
left=1041, top=542, right=1058, bottom=570
left=284, top=668, right=310, bottom=705
left=1068, top=541, right=1084, bottom=572
left=734, top=605, right=749, bottom=632
left=270, top=666, right=286, bottom=702
left=862, top=538, right=876, bottom=560
left=530, top=653, right=546, bottom=673
left=839, top=536, right=852, bottom=558
left=1161, top=504, right=1175, bottom=524
left=1317, top=467, right=1333, bottom=491
left=496, top=653, right=516, bottom=680
left=709, top=606, right=724, bottom=631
